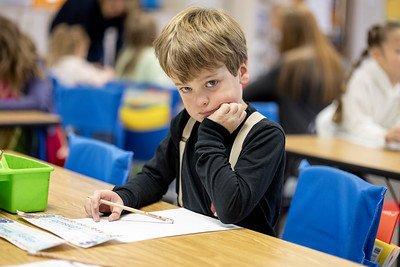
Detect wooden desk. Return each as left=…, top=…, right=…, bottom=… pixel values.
left=0, top=153, right=361, bottom=266
left=0, top=110, right=61, bottom=127
left=286, top=135, right=400, bottom=181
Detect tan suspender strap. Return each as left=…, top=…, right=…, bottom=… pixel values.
left=229, top=111, right=265, bottom=170
left=178, top=111, right=265, bottom=206
left=178, top=117, right=196, bottom=207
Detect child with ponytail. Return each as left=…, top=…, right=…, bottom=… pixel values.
left=317, top=20, right=400, bottom=148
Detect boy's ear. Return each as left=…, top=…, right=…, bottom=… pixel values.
left=239, top=61, right=250, bottom=85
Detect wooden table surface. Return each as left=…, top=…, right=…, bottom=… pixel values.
left=0, top=151, right=362, bottom=266
left=0, top=110, right=61, bottom=127
left=285, top=134, right=400, bottom=181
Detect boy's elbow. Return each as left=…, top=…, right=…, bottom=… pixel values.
left=214, top=206, right=246, bottom=224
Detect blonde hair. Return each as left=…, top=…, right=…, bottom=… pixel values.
left=333, top=19, right=400, bottom=123
left=0, top=16, right=42, bottom=94
left=120, top=11, right=157, bottom=75
left=47, top=23, right=90, bottom=66
left=153, top=7, right=247, bottom=83
left=277, top=4, right=343, bottom=105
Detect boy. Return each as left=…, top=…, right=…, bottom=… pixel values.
left=85, top=7, right=285, bottom=236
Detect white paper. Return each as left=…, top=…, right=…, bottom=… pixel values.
left=17, top=211, right=113, bottom=248
left=0, top=218, right=65, bottom=252
left=75, top=208, right=241, bottom=243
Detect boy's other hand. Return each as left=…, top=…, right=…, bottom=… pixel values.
left=208, top=103, right=246, bottom=133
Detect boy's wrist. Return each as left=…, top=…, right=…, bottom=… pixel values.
left=199, top=118, right=230, bottom=139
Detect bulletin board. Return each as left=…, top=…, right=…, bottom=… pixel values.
left=386, top=0, right=400, bottom=19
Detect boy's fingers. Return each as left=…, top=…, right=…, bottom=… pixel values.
left=108, top=210, right=122, bottom=222
left=91, top=192, right=102, bottom=222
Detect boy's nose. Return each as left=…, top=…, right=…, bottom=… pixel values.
left=196, top=94, right=209, bottom=107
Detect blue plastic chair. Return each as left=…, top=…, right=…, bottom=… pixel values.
left=282, top=160, right=386, bottom=266
left=53, top=81, right=125, bottom=148
left=250, top=102, right=279, bottom=123
left=65, top=133, right=133, bottom=186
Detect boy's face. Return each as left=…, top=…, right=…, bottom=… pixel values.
left=171, top=63, right=250, bottom=122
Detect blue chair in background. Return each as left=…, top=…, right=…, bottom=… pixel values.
left=250, top=102, right=279, bottom=124
left=282, top=160, right=386, bottom=266
left=53, top=81, right=125, bottom=148
left=65, top=133, right=133, bottom=186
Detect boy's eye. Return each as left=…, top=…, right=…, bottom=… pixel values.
left=180, top=87, right=191, bottom=93
left=206, top=80, right=218, bottom=88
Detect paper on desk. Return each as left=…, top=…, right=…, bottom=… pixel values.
left=17, top=211, right=113, bottom=248
left=74, top=208, right=241, bottom=243
left=0, top=218, right=65, bottom=252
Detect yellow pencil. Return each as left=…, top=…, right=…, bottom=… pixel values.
left=99, top=199, right=174, bottom=224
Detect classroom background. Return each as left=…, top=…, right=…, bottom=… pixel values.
left=0, top=0, right=399, bottom=265
left=1, top=0, right=399, bottom=80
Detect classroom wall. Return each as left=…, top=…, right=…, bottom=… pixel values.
left=0, top=0, right=389, bottom=76
left=344, top=0, right=385, bottom=63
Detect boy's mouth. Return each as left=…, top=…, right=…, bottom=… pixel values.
left=199, top=109, right=216, bottom=117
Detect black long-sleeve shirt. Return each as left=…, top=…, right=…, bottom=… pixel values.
left=113, top=105, right=285, bottom=236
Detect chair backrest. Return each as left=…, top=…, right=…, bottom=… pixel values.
left=250, top=102, right=279, bottom=123
left=282, top=160, right=386, bottom=265
left=53, top=82, right=125, bottom=147
left=64, top=133, right=133, bottom=186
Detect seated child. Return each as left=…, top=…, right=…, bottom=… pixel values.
left=85, top=7, right=286, bottom=237
left=48, top=23, right=114, bottom=88
left=316, top=20, right=400, bottom=149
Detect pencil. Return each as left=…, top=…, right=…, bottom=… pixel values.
left=99, top=199, right=174, bottom=224
left=28, top=250, right=111, bottom=266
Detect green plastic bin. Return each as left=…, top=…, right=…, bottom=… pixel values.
left=0, top=153, right=54, bottom=213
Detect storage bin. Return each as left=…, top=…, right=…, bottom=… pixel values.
left=0, top=153, right=54, bottom=213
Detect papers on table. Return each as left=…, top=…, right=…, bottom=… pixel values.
left=17, top=211, right=113, bottom=248
left=1, top=208, right=239, bottom=255
left=75, top=208, right=241, bottom=243
left=0, top=218, right=65, bottom=252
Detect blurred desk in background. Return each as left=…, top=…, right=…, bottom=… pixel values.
left=0, top=110, right=60, bottom=127
left=0, top=110, right=61, bottom=160
left=285, top=135, right=400, bottom=181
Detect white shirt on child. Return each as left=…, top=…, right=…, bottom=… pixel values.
left=340, top=57, right=400, bottom=147
left=50, top=55, right=113, bottom=88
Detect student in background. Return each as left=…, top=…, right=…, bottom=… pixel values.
left=115, top=11, right=173, bottom=87
left=85, top=7, right=286, bottom=237
left=0, top=16, right=53, bottom=149
left=50, top=0, right=139, bottom=65
left=317, top=20, right=400, bottom=148
left=48, top=23, right=115, bottom=88
left=243, top=3, right=344, bottom=134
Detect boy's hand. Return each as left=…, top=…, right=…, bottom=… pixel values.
left=208, top=103, right=246, bottom=133
left=84, top=190, right=123, bottom=222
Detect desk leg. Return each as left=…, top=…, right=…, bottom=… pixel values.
left=37, top=127, right=47, bottom=161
